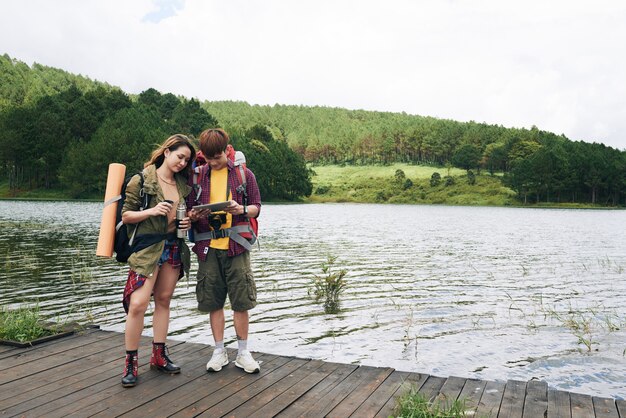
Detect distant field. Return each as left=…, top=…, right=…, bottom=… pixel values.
left=307, top=163, right=517, bottom=206
left=310, top=163, right=466, bottom=183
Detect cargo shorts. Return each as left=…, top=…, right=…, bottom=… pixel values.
left=196, top=248, right=257, bottom=312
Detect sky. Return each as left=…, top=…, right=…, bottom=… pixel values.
left=1, top=0, right=625, bottom=150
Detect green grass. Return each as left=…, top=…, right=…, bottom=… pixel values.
left=392, top=388, right=472, bottom=418
left=0, top=305, right=56, bottom=343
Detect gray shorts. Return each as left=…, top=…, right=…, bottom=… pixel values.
left=196, top=248, right=257, bottom=312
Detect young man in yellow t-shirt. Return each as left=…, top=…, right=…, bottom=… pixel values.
left=187, top=128, right=262, bottom=374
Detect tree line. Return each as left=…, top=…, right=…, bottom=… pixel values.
left=0, top=55, right=312, bottom=200
left=204, top=101, right=626, bottom=206
left=1, top=53, right=624, bottom=205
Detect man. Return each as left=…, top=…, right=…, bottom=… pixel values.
left=187, top=128, right=262, bottom=373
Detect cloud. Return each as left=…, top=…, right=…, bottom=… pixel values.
left=0, top=0, right=625, bottom=149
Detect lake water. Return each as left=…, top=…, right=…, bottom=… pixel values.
left=1, top=201, right=625, bottom=399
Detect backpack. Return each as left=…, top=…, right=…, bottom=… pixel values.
left=113, top=172, right=151, bottom=262
left=192, top=145, right=259, bottom=250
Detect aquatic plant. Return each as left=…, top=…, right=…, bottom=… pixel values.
left=309, top=255, right=347, bottom=314
left=541, top=302, right=623, bottom=352
left=69, top=246, right=95, bottom=284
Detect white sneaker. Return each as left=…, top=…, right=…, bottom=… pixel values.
left=206, top=349, right=229, bottom=372
left=235, top=350, right=260, bottom=374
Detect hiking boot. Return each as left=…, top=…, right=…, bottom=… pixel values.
left=150, top=342, right=181, bottom=374
left=122, top=351, right=138, bottom=387
left=206, top=348, right=229, bottom=372
left=235, top=350, right=260, bottom=374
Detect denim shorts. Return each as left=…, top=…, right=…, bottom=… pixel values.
left=158, top=238, right=181, bottom=268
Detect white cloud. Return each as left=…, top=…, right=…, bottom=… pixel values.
left=1, top=0, right=625, bottom=149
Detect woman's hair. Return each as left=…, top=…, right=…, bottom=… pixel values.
left=145, top=134, right=196, bottom=178
left=199, top=128, right=230, bottom=158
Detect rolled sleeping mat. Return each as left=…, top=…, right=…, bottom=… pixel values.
left=96, top=163, right=126, bottom=257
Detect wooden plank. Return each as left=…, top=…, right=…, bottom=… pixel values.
left=85, top=343, right=212, bottom=417
left=523, top=380, right=548, bottom=418
left=548, top=389, right=571, bottom=418
left=2, top=329, right=625, bottom=418
left=249, top=361, right=342, bottom=417
left=571, top=392, right=595, bottom=418
left=197, top=358, right=311, bottom=417
left=325, top=366, right=394, bottom=418
left=0, top=327, right=101, bottom=361
left=475, top=380, right=506, bottom=418
left=593, top=396, right=619, bottom=418
left=616, top=400, right=626, bottom=418
left=275, top=362, right=359, bottom=418
left=0, top=344, right=18, bottom=355
left=226, top=359, right=327, bottom=417
left=417, top=375, right=447, bottom=401
left=120, top=351, right=278, bottom=417
left=0, top=336, right=154, bottom=417
left=1, top=336, right=185, bottom=417
left=498, top=380, right=527, bottom=418
left=297, top=365, right=389, bottom=418
left=434, top=376, right=467, bottom=411
left=169, top=354, right=294, bottom=418
left=0, top=331, right=125, bottom=408
left=41, top=341, right=204, bottom=418
left=374, top=372, right=429, bottom=418
left=349, top=371, right=410, bottom=418
left=0, top=329, right=119, bottom=383
left=458, top=378, right=487, bottom=415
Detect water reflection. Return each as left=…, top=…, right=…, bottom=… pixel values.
left=0, top=201, right=625, bottom=399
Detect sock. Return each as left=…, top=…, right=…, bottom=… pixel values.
left=126, top=349, right=138, bottom=356
left=238, top=339, right=248, bottom=354
left=215, top=340, right=224, bottom=352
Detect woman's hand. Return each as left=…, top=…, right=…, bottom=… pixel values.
left=151, top=201, right=173, bottom=217
left=178, top=217, right=192, bottom=231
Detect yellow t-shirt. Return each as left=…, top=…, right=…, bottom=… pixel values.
left=209, top=167, right=232, bottom=250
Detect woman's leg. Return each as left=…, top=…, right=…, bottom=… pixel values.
left=124, top=267, right=159, bottom=350
left=152, top=263, right=179, bottom=342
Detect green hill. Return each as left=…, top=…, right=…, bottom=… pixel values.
left=1, top=53, right=625, bottom=206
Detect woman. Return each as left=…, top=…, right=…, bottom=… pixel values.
left=120, top=134, right=195, bottom=387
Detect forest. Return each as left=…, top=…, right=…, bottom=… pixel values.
left=0, top=54, right=312, bottom=201
left=204, top=102, right=626, bottom=206
left=1, top=53, right=625, bottom=205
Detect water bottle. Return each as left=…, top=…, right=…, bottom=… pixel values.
left=176, top=203, right=187, bottom=239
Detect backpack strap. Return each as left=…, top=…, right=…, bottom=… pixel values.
left=192, top=165, right=203, bottom=203
left=193, top=225, right=256, bottom=251
left=128, top=172, right=149, bottom=247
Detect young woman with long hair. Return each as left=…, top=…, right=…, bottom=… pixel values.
left=120, top=134, right=195, bottom=387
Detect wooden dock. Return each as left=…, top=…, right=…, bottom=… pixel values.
left=1, top=327, right=624, bottom=417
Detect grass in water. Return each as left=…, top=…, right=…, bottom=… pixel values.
left=0, top=305, right=56, bottom=343
left=309, top=255, right=348, bottom=314
left=392, top=388, right=471, bottom=418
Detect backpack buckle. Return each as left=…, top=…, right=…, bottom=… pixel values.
left=212, top=229, right=228, bottom=239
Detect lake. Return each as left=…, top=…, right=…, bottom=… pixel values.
left=1, top=201, right=625, bottom=399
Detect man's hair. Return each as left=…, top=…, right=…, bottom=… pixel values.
left=199, top=128, right=230, bottom=157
